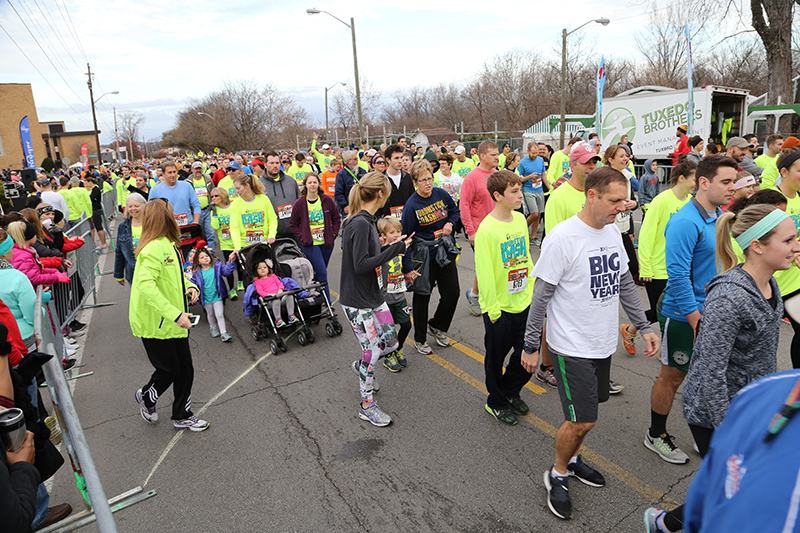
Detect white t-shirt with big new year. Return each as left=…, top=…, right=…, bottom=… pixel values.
left=532, top=215, right=628, bottom=359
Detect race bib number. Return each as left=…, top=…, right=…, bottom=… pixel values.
left=311, top=226, right=324, bottom=242
left=174, top=213, right=189, bottom=226
left=387, top=271, right=405, bottom=294
left=327, top=183, right=335, bottom=193
left=434, top=229, right=444, bottom=241
left=376, top=266, right=383, bottom=290
left=507, top=268, right=528, bottom=295
left=278, top=204, right=292, bottom=219
left=390, top=205, right=403, bottom=219
left=195, top=186, right=208, bottom=197
left=221, top=229, right=231, bottom=240
left=245, top=230, right=264, bottom=244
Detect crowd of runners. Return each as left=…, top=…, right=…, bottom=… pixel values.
left=4, top=128, right=800, bottom=531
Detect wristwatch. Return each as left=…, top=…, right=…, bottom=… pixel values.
left=523, top=342, right=536, bottom=354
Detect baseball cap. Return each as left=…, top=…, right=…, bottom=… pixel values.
left=227, top=160, right=241, bottom=170
left=454, top=146, right=466, bottom=154
left=40, top=178, right=51, bottom=187
left=783, top=136, right=800, bottom=150
left=365, top=148, right=377, bottom=157
left=570, top=143, right=601, bottom=164
left=191, top=161, right=204, bottom=169
left=726, top=136, right=753, bottom=149
left=322, top=143, right=330, bottom=150
left=250, top=159, right=264, bottom=167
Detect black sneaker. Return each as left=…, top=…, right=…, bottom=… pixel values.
left=61, top=358, right=76, bottom=371
left=544, top=469, right=572, bottom=519
left=507, top=396, right=529, bottom=416
left=567, top=455, right=605, bottom=487
left=484, top=404, right=518, bottom=425
left=70, top=320, right=86, bottom=332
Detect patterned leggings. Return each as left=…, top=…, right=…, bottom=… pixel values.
left=343, top=302, right=398, bottom=403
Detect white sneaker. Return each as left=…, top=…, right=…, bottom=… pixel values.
left=173, top=415, right=209, bottom=432
left=644, top=431, right=689, bottom=464
left=358, top=402, right=392, bottom=427
left=65, top=344, right=78, bottom=356
left=63, top=336, right=78, bottom=345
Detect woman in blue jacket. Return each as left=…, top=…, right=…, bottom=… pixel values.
left=114, top=193, right=146, bottom=285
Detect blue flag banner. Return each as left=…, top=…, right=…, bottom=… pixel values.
left=596, top=56, right=606, bottom=136
left=685, top=24, right=694, bottom=136
left=19, top=116, right=36, bottom=168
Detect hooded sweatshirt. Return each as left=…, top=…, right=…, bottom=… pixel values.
left=682, top=266, right=781, bottom=429
left=638, top=158, right=660, bottom=206
left=258, top=171, right=301, bottom=238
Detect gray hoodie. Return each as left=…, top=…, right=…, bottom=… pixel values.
left=259, top=171, right=300, bottom=238
left=683, top=266, right=782, bottom=429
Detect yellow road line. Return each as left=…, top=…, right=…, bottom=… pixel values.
left=423, top=348, right=678, bottom=507
left=450, top=340, right=547, bottom=395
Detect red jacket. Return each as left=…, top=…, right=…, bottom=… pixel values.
left=0, top=297, right=27, bottom=367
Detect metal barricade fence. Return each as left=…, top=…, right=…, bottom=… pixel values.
left=52, top=217, right=100, bottom=328
left=34, top=287, right=155, bottom=532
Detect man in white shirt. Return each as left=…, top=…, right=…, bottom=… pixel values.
left=521, top=166, right=660, bottom=521
left=39, top=178, right=69, bottom=222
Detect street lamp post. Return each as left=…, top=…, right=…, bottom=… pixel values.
left=325, top=82, right=347, bottom=141
left=560, top=18, right=610, bottom=148
left=86, top=62, right=119, bottom=166
left=307, top=8, right=364, bottom=142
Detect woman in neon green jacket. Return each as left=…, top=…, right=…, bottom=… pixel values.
left=130, top=199, right=209, bottom=432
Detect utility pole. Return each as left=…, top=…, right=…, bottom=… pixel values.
left=113, top=107, right=120, bottom=163
left=86, top=63, right=101, bottom=166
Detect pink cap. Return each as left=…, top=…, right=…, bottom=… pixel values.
left=570, top=143, right=601, bottom=164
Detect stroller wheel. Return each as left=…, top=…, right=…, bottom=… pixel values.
left=333, top=321, right=343, bottom=336
left=269, top=340, right=278, bottom=355
left=306, top=328, right=315, bottom=344
left=251, top=327, right=261, bottom=341
left=325, top=323, right=335, bottom=337
left=297, top=331, right=307, bottom=346
left=278, top=337, right=288, bottom=353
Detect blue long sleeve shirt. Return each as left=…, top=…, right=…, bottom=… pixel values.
left=148, top=180, right=201, bottom=222
left=660, top=197, right=721, bottom=322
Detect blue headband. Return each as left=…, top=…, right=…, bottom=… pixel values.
left=735, top=209, right=791, bottom=250
left=0, top=237, right=13, bottom=257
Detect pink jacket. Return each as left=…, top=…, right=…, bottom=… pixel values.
left=11, top=244, right=63, bottom=287
left=254, top=275, right=284, bottom=297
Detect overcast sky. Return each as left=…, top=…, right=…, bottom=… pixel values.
left=1, top=0, right=753, bottom=144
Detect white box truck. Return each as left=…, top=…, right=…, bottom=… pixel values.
left=595, top=85, right=750, bottom=161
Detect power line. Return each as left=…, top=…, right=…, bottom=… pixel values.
left=29, top=0, right=84, bottom=70
left=56, top=0, right=88, bottom=62
left=5, top=0, right=88, bottom=104
left=0, top=19, right=88, bottom=120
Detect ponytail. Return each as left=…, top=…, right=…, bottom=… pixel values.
left=234, top=173, right=264, bottom=195
left=716, top=204, right=782, bottom=273
left=715, top=212, right=738, bottom=273
left=346, top=171, right=391, bottom=220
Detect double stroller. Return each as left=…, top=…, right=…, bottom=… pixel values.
left=238, top=239, right=343, bottom=354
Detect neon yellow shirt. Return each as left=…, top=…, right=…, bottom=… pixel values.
left=217, top=176, right=238, bottom=201
left=475, top=211, right=535, bottom=320
left=773, top=188, right=800, bottom=295
left=498, top=153, right=507, bottom=169
left=192, top=176, right=211, bottom=209
left=544, top=182, right=585, bottom=234
left=229, top=195, right=278, bottom=250
left=116, top=176, right=136, bottom=207
left=546, top=151, right=570, bottom=187
left=58, top=189, right=79, bottom=221
left=452, top=157, right=476, bottom=179
left=287, top=163, right=313, bottom=185
left=72, top=187, right=93, bottom=218
left=308, top=198, right=325, bottom=245
left=754, top=153, right=776, bottom=169
left=358, top=161, right=369, bottom=172
left=311, top=140, right=334, bottom=171
left=761, top=159, right=780, bottom=190
left=131, top=224, right=142, bottom=249
left=210, top=204, right=235, bottom=251
left=638, top=189, right=691, bottom=279
left=471, top=154, right=480, bottom=165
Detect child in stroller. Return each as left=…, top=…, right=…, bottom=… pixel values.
left=253, top=258, right=298, bottom=328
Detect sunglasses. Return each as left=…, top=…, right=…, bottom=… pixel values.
left=281, top=160, right=290, bottom=164
left=211, top=194, right=220, bottom=198
left=374, top=160, right=386, bottom=165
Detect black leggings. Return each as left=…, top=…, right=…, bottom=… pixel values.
left=784, top=289, right=800, bottom=369
left=662, top=425, right=714, bottom=531
left=644, top=279, right=668, bottom=324
left=622, top=231, right=639, bottom=281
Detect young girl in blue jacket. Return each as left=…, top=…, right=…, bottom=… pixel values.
left=190, top=244, right=237, bottom=342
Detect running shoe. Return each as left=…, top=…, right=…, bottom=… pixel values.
left=287, top=315, right=299, bottom=325
left=536, top=366, right=557, bottom=387
left=210, top=327, right=220, bottom=338
left=70, top=320, right=86, bottom=332
left=395, top=348, right=407, bottom=367
left=507, top=396, right=529, bottom=416
left=644, top=508, right=666, bottom=533
left=414, top=341, right=432, bottom=355
left=229, top=289, right=238, bottom=300
left=67, top=328, right=85, bottom=339
left=61, top=358, right=76, bottom=370
left=351, top=360, right=379, bottom=392
left=644, top=431, right=689, bottom=464
left=383, top=352, right=402, bottom=373
left=532, top=237, right=541, bottom=248
left=135, top=388, right=158, bottom=423
left=427, top=324, right=450, bottom=347
left=608, top=380, right=624, bottom=395
left=484, top=404, right=518, bottom=425
left=63, top=336, right=77, bottom=345
left=544, top=469, right=571, bottom=519
left=237, top=281, right=244, bottom=292
left=221, top=333, right=232, bottom=342
left=173, top=415, right=209, bottom=432
left=45, top=416, right=62, bottom=445
left=275, top=318, right=286, bottom=328
left=567, top=455, right=605, bottom=487
left=358, top=402, right=392, bottom=427
left=65, top=344, right=78, bottom=356
left=465, top=289, right=481, bottom=316
left=620, top=323, right=636, bottom=355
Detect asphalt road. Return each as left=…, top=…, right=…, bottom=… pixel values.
left=44, top=220, right=797, bottom=533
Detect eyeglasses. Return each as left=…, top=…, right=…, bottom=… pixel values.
left=374, top=160, right=386, bottom=165
left=415, top=177, right=434, bottom=183
left=281, top=161, right=290, bottom=164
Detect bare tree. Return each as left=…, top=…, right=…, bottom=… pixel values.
left=118, top=110, right=145, bottom=144
left=331, top=77, right=382, bottom=137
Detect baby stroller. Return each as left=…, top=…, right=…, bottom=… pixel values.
left=238, top=243, right=310, bottom=355
left=179, top=224, right=204, bottom=261
left=271, top=238, right=343, bottom=338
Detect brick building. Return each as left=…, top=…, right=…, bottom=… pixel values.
left=0, top=83, right=99, bottom=171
